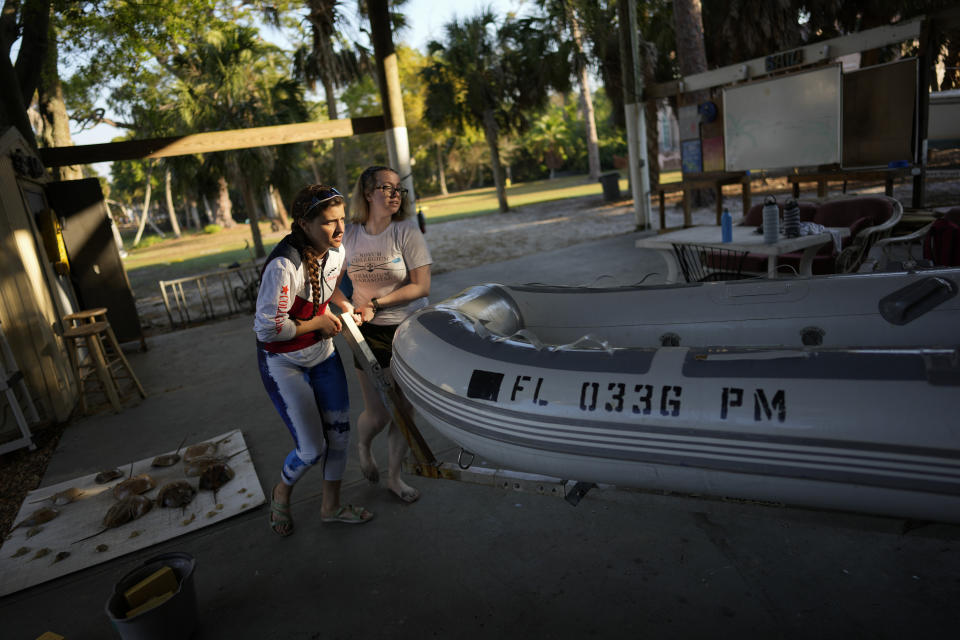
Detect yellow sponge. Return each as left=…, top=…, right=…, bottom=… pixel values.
left=35, top=633, right=65, bottom=640
left=123, top=566, right=179, bottom=609
left=126, top=591, right=175, bottom=618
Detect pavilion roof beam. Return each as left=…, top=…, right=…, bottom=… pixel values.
left=38, top=115, right=386, bottom=167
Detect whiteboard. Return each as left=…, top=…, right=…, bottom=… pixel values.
left=929, top=90, right=960, bottom=145
left=723, top=65, right=841, bottom=171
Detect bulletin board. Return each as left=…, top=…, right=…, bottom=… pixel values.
left=841, top=58, right=917, bottom=167
left=723, top=65, right=842, bottom=171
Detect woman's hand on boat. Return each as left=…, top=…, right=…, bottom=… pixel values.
left=359, top=304, right=376, bottom=323
left=295, top=312, right=342, bottom=338
left=316, top=312, right=342, bottom=338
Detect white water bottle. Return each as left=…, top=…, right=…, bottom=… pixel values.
left=762, top=195, right=779, bottom=244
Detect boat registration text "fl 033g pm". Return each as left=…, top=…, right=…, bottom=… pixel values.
left=467, top=370, right=787, bottom=423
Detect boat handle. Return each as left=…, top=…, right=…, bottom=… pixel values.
left=457, top=449, right=475, bottom=470
left=878, top=276, right=957, bottom=326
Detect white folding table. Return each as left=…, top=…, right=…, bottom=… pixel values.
left=635, top=225, right=850, bottom=282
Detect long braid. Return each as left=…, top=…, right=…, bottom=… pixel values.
left=302, top=245, right=323, bottom=317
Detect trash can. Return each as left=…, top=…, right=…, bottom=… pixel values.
left=106, top=552, right=198, bottom=640
left=599, top=172, right=621, bottom=202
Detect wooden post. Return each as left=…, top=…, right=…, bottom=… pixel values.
left=617, top=0, right=652, bottom=230
left=368, top=0, right=416, bottom=206
left=914, top=16, right=933, bottom=209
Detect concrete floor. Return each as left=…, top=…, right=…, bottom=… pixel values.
left=3, top=231, right=959, bottom=639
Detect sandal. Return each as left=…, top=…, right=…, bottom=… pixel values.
left=269, top=496, right=294, bottom=537
left=321, top=504, right=374, bottom=525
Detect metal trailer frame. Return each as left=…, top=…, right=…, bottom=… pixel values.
left=338, top=313, right=595, bottom=505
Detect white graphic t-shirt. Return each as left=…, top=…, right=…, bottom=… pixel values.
left=343, top=217, right=432, bottom=325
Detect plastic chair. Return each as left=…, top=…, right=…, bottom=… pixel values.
left=859, top=208, right=960, bottom=272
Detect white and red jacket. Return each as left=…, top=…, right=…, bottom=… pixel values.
left=254, top=236, right=344, bottom=367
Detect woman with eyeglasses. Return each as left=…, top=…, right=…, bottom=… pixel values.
left=254, top=183, right=374, bottom=536
left=344, top=165, right=432, bottom=504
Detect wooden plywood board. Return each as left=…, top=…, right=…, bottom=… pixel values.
left=0, top=130, right=76, bottom=422
left=842, top=58, right=916, bottom=167
left=0, top=429, right=264, bottom=597
left=678, top=105, right=700, bottom=141
left=702, top=136, right=725, bottom=172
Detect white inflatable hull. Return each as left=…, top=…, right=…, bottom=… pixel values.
left=392, top=270, right=960, bottom=522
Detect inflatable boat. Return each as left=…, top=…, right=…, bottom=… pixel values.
left=392, top=269, right=960, bottom=523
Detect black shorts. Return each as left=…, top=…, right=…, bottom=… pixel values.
left=352, top=322, right=399, bottom=370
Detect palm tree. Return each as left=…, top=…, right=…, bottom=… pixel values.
left=170, top=24, right=310, bottom=257
left=539, top=0, right=601, bottom=180
left=525, top=106, right=570, bottom=179
left=295, top=1, right=369, bottom=195
left=422, top=11, right=570, bottom=212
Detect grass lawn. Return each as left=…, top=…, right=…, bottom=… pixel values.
left=122, top=170, right=681, bottom=296
left=121, top=225, right=285, bottom=297
left=420, top=173, right=617, bottom=222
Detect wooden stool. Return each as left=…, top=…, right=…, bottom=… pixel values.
left=62, top=308, right=146, bottom=414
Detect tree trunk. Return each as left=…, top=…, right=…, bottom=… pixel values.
left=569, top=10, right=601, bottom=181
left=308, top=152, right=322, bottom=183
left=186, top=195, right=201, bottom=230
left=482, top=108, right=509, bottom=213
left=642, top=43, right=661, bottom=191
left=14, top=0, right=50, bottom=106
left=672, top=0, right=711, bottom=205
left=133, top=169, right=154, bottom=246
left=672, top=0, right=709, bottom=89
left=164, top=169, right=181, bottom=237
left=322, top=76, right=349, bottom=196
left=212, top=175, right=236, bottom=228
left=36, top=21, right=81, bottom=181
left=436, top=141, right=449, bottom=196
left=231, top=160, right=265, bottom=258
left=0, top=0, right=40, bottom=149
left=202, top=194, right=214, bottom=226
left=269, top=184, right=289, bottom=229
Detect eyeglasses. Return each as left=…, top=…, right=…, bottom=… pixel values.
left=304, top=187, right=342, bottom=215
left=375, top=184, right=408, bottom=198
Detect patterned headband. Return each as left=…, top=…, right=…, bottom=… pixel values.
left=303, top=187, right=342, bottom=216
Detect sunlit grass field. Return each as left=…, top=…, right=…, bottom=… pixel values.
left=418, top=170, right=680, bottom=221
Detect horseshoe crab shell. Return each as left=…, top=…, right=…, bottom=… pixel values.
left=103, top=495, right=153, bottom=528
left=112, top=475, right=156, bottom=500
left=156, top=481, right=197, bottom=509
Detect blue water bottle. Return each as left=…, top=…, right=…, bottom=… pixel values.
left=721, top=208, right=733, bottom=243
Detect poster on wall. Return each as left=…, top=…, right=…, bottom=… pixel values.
left=681, top=140, right=702, bottom=174
left=678, top=105, right=700, bottom=141
left=702, top=137, right=725, bottom=172
left=723, top=65, right=841, bottom=171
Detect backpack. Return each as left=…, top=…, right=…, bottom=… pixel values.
left=923, top=217, right=960, bottom=267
